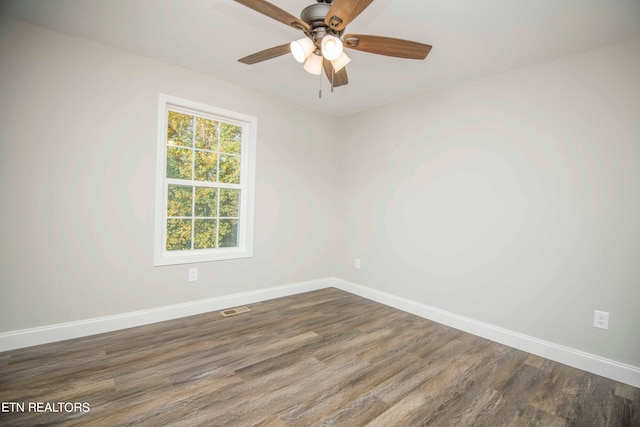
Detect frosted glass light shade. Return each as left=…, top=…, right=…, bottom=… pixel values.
left=321, top=35, right=343, bottom=61
left=290, top=37, right=315, bottom=63
left=303, top=53, right=323, bottom=75
left=331, top=52, right=351, bottom=72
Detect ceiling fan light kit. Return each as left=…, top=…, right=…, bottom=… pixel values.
left=320, top=34, right=344, bottom=61
left=303, top=52, right=324, bottom=75
left=331, top=51, right=351, bottom=72
left=235, top=0, right=432, bottom=94
left=291, top=37, right=316, bottom=63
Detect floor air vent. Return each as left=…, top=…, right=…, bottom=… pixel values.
left=220, top=306, right=251, bottom=317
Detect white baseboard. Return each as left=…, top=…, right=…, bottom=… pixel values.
left=0, top=277, right=331, bottom=353
left=332, top=277, right=640, bottom=388
left=2, top=275, right=638, bottom=388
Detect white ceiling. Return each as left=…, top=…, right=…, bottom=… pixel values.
left=2, top=0, right=640, bottom=116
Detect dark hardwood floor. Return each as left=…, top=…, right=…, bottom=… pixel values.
left=1, top=288, right=638, bottom=426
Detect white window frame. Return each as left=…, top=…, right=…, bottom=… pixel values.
left=154, top=94, right=256, bottom=266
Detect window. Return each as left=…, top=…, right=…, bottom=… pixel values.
left=154, top=95, right=256, bottom=265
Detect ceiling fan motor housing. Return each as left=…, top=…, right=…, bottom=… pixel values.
left=301, top=2, right=343, bottom=49
left=301, top=3, right=330, bottom=26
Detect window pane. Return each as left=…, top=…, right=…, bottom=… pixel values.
left=167, top=185, right=192, bottom=217
left=220, top=123, right=242, bottom=155
left=219, top=189, right=240, bottom=217
left=196, top=117, right=218, bottom=150
left=219, top=154, right=240, bottom=184
left=218, top=219, right=238, bottom=248
left=167, top=111, right=193, bottom=147
left=157, top=96, right=255, bottom=265
left=167, top=146, right=193, bottom=179
left=166, top=219, right=192, bottom=251
left=195, top=187, right=217, bottom=217
left=194, top=219, right=217, bottom=249
left=194, top=151, right=217, bottom=182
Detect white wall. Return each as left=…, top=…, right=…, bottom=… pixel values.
left=335, top=38, right=640, bottom=367
left=1, top=14, right=638, bottom=374
left=0, top=16, right=337, bottom=331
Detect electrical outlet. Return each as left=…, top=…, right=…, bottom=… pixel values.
left=188, top=268, right=198, bottom=282
left=354, top=258, right=361, bottom=269
left=593, top=310, right=609, bottom=330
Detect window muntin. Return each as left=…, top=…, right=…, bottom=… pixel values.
left=155, top=95, right=256, bottom=265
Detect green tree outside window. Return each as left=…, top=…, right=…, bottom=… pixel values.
left=165, top=110, right=242, bottom=251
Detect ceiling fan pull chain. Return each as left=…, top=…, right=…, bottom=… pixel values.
left=331, top=67, right=335, bottom=93
left=319, top=67, right=323, bottom=98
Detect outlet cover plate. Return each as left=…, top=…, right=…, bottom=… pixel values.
left=593, top=310, right=609, bottom=330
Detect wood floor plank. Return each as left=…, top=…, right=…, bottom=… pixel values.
left=529, top=362, right=586, bottom=419
left=413, top=342, right=522, bottom=426
left=0, top=287, right=638, bottom=426
left=565, top=372, right=620, bottom=427
left=405, top=341, right=501, bottom=425
left=278, top=351, right=419, bottom=425
left=315, top=392, right=390, bottom=426
left=364, top=388, right=432, bottom=427
left=616, top=382, right=640, bottom=401
left=474, top=363, right=549, bottom=425
left=507, top=404, right=567, bottom=427
left=371, top=337, right=474, bottom=407
left=429, top=385, right=498, bottom=427
left=484, top=345, right=530, bottom=391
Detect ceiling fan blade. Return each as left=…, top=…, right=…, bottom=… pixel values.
left=343, top=34, right=432, bottom=59
left=325, top=0, right=373, bottom=31
left=238, top=44, right=291, bottom=64
left=234, top=0, right=310, bottom=31
left=323, top=59, right=348, bottom=87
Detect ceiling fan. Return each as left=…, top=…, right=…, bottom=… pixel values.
left=234, top=0, right=432, bottom=93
